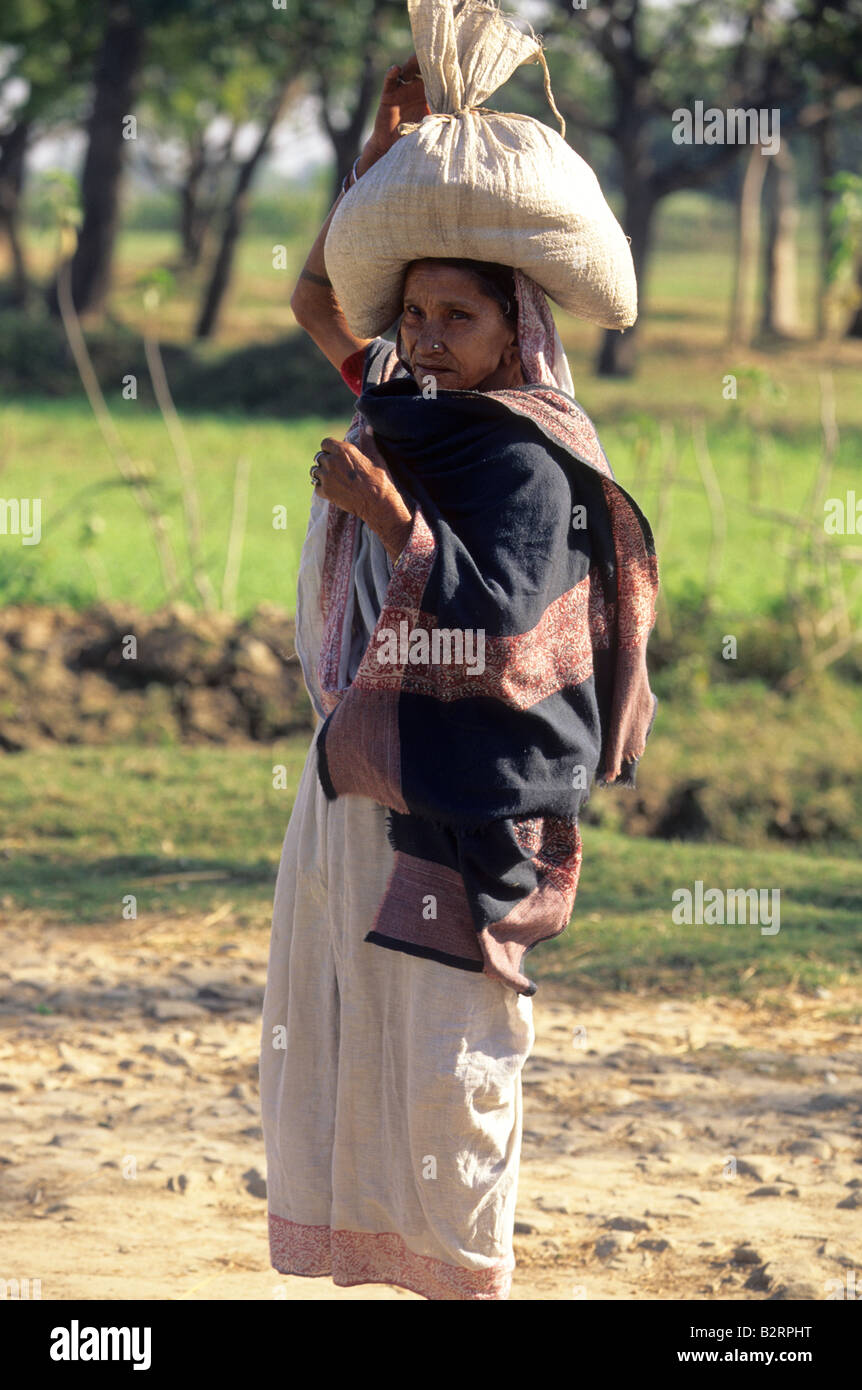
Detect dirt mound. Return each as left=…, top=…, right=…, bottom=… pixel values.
left=0, top=602, right=314, bottom=751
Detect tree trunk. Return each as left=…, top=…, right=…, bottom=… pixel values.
left=760, top=141, right=800, bottom=338
left=729, top=143, right=768, bottom=346
left=596, top=105, right=656, bottom=379
left=195, top=85, right=292, bottom=340
left=846, top=260, right=862, bottom=337
left=179, top=137, right=208, bottom=268
left=814, top=101, right=837, bottom=338
left=321, top=46, right=379, bottom=207
left=0, top=118, right=30, bottom=307
left=48, top=3, right=144, bottom=317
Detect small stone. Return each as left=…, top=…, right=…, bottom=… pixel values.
left=242, top=1167, right=267, bottom=1200
left=639, top=1237, right=673, bottom=1253
left=166, top=1173, right=195, bottom=1195
left=514, top=1221, right=536, bottom=1235
left=818, top=1241, right=857, bottom=1267
left=808, top=1092, right=856, bottom=1112
left=732, top=1245, right=763, bottom=1265
left=157, top=1048, right=190, bottom=1068
left=749, top=1184, right=799, bottom=1197
left=836, top=1190, right=862, bottom=1209
left=769, top=1279, right=823, bottom=1301
left=788, top=1138, right=833, bottom=1160
left=735, top=1156, right=783, bottom=1183
left=595, top=1232, right=635, bottom=1258
left=147, top=1000, right=208, bottom=1021
left=604, top=1215, right=651, bottom=1232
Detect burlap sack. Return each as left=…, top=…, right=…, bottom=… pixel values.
left=324, top=0, right=637, bottom=337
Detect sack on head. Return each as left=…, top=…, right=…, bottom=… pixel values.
left=324, top=0, right=637, bottom=337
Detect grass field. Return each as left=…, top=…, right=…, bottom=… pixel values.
left=3, top=192, right=861, bottom=617
left=1, top=397, right=860, bottom=619
left=0, top=739, right=859, bottom=1005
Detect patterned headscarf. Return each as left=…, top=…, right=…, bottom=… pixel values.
left=513, top=268, right=576, bottom=398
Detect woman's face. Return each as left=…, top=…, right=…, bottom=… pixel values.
left=398, top=261, right=523, bottom=393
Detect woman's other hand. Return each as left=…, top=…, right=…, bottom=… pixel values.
left=367, top=54, right=430, bottom=160
left=314, top=425, right=413, bottom=562
left=291, top=55, right=429, bottom=378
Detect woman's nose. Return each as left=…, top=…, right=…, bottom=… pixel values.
left=417, top=324, right=445, bottom=352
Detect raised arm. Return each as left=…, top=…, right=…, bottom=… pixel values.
left=290, top=55, right=430, bottom=374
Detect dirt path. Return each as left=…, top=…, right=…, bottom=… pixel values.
left=1, top=915, right=859, bottom=1301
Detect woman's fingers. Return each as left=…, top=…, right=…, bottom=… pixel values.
left=398, top=53, right=422, bottom=83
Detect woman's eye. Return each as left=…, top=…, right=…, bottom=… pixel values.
left=404, top=305, right=421, bottom=316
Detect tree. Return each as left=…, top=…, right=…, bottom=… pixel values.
left=785, top=0, right=862, bottom=337
left=192, top=0, right=407, bottom=338
left=303, top=0, right=406, bottom=206
left=194, top=75, right=300, bottom=339
left=0, top=0, right=97, bottom=305
left=729, top=142, right=769, bottom=346
left=134, top=5, right=286, bottom=272
left=0, top=118, right=29, bottom=304
left=543, top=0, right=795, bottom=376
left=760, top=140, right=800, bottom=339
left=47, top=0, right=146, bottom=317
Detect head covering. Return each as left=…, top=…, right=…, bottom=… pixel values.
left=513, top=269, right=575, bottom=398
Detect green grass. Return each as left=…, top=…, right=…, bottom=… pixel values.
left=3, top=191, right=861, bottom=615
left=0, top=740, right=858, bottom=1002
left=2, top=398, right=860, bottom=620
left=0, top=404, right=341, bottom=612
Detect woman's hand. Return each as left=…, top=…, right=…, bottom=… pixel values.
left=313, top=424, right=414, bottom=561
left=366, top=54, right=430, bottom=162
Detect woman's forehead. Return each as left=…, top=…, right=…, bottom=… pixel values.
left=403, top=262, right=487, bottom=301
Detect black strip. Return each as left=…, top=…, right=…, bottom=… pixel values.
left=364, top=930, right=484, bottom=973
left=316, top=714, right=337, bottom=801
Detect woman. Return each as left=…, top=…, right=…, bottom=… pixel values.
left=260, top=57, right=658, bottom=1301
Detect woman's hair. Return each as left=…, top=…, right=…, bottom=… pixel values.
left=403, top=257, right=518, bottom=325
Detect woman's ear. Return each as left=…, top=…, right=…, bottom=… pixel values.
left=501, top=335, right=521, bottom=366
left=395, top=323, right=411, bottom=372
